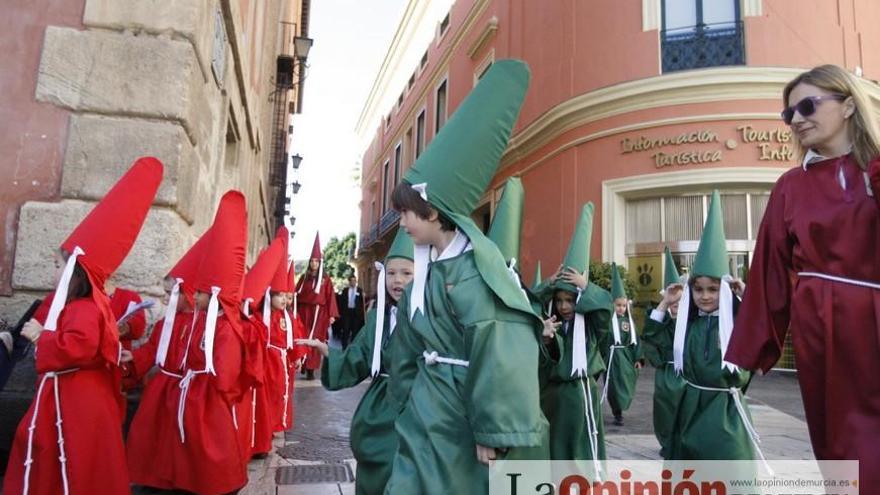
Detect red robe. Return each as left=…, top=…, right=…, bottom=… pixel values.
left=125, top=312, right=193, bottom=490
left=261, top=308, right=308, bottom=432
left=173, top=310, right=249, bottom=495
left=3, top=298, right=130, bottom=495
left=296, top=274, right=338, bottom=371
left=727, top=154, right=880, bottom=486
left=233, top=314, right=269, bottom=459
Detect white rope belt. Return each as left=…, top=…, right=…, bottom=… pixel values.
left=159, top=368, right=183, bottom=379
left=578, top=378, right=602, bottom=478
left=422, top=350, right=469, bottom=367
left=251, top=388, right=257, bottom=448
left=23, top=368, right=79, bottom=495
left=798, top=272, right=880, bottom=290
left=268, top=345, right=292, bottom=428
left=683, top=379, right=773, bottom=474
left=601, top=344, right=628, bottom=404
left=176, top=369, right=210, bottom=443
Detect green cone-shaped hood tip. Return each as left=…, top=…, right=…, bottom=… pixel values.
left=487, top=177, right=524, bottom=263
left=402, top=60, right=530, bottom=218
left=386, top=227, right=414, bottom=263
left=663, top=246, right=680, bottom=288
left=611, top=262, right=627, bottom=299
left=692, top=190, right=729, bottom=279
left=531, top=260, right=542, bottom=291
left=552, top=202, right=594, bottom=294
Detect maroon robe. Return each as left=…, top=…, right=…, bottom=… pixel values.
left=296, top=273, right=339, bottom=371
left=726, top=154, right=880, bottom=486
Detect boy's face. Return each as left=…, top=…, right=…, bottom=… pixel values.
left=385, top=257, right=414, bottom=302
left=692, top=276, right=721, bottom=313
left=270, top=293, right=287, bottom=310
left=399, top=209, right=442, bottom=246
left=613, top=297, right=628, bottom=316
left=553, top=290, right=576, bottom=321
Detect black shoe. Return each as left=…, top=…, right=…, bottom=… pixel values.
left=613, top=415, right=623, bottom=426
left=306, top=370, right=315, bottom=380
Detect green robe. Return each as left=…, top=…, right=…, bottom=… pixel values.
left=321, top=308, right=398, bottom=495
left=385, top=250, right=548, bottom=494
left=641, top=312, right=686, bottom=459
left=668, top=314, right=755, bottom=460
left=541, top=284, right=612, bottom=461
left=601, top=314, right=642, bottom=414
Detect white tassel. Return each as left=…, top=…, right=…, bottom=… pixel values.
left=156, top=278, right=182, bottom=367
left=314, top=259, right=323, bottom=294
left=409, top=244, right=430, bottom=320
left=262, top=288, right=271, bottom=328
left=627, top=300, right=638, bottom=346
left=370, top=262, right=386, bottom=377
left=44, top=247, right=85, bottom=332
left=719, top=275, right=738, bottom=373
left=611, top=309, right=622, bottom=345
left=570, top=312, right=588, bottom=377
left=673, top=275, right=691, bottom=374
left=284, top=308, right=293, bottom=349
left=204, top=287, right=221, bottom=375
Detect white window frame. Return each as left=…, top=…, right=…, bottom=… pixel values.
left=434, top=75, right=449, bottom=136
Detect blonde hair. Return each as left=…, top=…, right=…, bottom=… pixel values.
left=783, top=64, right=880, bottom=170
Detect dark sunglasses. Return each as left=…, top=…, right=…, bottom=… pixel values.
left=781, top=94, right=847, bottom=125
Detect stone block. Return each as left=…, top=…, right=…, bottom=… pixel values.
left=83, top=0, right=215, bottom=83
left=35, top=26, right=210, bottom=145
left=12, top=200, right=193, bottom=295
left=61, top=114, right=197, bottom=223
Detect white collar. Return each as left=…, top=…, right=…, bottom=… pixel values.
left=697, top=309, right=719, bottom=317
left=802, top=147, right=851, bottom=170
left=431, top=230, right=471, bottom=262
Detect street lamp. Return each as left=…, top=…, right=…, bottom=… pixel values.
left=291, top=181, right=301, bottom=194
left=294, top=36, right=313, bottom=61
left=290, top=154, right=302, bottom=170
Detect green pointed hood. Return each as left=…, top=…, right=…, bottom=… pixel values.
left=610, top=262, right=627, bottom=299
left=385, top=227, right=414, bottom=263
left=692, top=190, right=729, bottom=279
left=554, top=202, right=594, bottom=294
left=487, top=177, right=524, bottom=263
left=531, top=260, right=542, bottom=291
left=663, top=246, right=680, bottom=288
left=402, top=60, right=530, bottom=218
left=399, top=60, right=540, bottom=322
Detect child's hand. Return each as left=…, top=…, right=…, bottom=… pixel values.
left=730, top=278, right=746, bottom=298
left=120, top=349, right=134, bottom=363
left=559, top=267, right=588, bottom=290
left=294, top=338, right=329, bottom=358
left=475, top=444, right=499, bottom=466
left=542, top=316, right=560, bottom=344
left=21, top=319, right=43, bottom=343
left=663, top=283, right=684, bottom=305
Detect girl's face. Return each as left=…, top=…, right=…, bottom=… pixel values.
left=308, top=259, right=320, bottom=273
left=194, top=291, right=210, bottom=311
left=691, top=276, right=721, bottom=313
left=385, top=257, right=414, bottom=302
left=787, top=82, right=852, bottom=151
left=398, top=209, right=441, bottom=246
left=613, top=297, right=628, bottom=316
left=285, top=292, right=293, bottom=305
left=270, top=293, right=287, bottom=310
left=553, top=290, right=576, bottom=321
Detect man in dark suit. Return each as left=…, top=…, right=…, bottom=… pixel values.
left=336, top=275, right=365, bottom=349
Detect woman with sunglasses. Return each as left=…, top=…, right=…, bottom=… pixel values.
left=726, top=64, right=880, bottom=485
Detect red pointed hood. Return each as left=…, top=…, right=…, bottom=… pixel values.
left=287, top=258, right=297, bottom=293
left=193, top=191, right=248, bottom=307
left=61, top=157, right=163, bottom=285
left=168, top=227, right=213, bottom=302
left=310, top=232, right=322, bottom=260
left=269, top=226, right=291, bottom=292
left=46, top=157, right=163, bottom=366
left=244, top=234, right=286, bottom=303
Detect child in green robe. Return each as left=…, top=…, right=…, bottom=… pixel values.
left=665, top=191, right=765, bottom=464
left=296, top=229, right=413, bottom=495
left=601, top=263, right=643, bottom=426
left=382, top=60, right=549, bottom=494
left=641, top=247, right=686, bottom=459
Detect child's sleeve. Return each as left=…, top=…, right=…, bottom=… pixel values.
left=321, top=309, right=376, bottom=390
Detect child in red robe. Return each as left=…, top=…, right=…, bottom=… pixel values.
left=295, top=233, right=338, bottom=380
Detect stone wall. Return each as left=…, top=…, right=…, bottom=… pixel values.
left=0, top=0, right=300, bottom=327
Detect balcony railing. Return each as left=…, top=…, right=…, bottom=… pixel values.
left=378, top=209, right=401, bottom=235
left=661, top=21, right=744, bottom=73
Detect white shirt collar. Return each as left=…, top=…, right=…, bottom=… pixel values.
left=430, top=230, right=472, bottom=262
left=802, top=147, right=852, bottom=170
